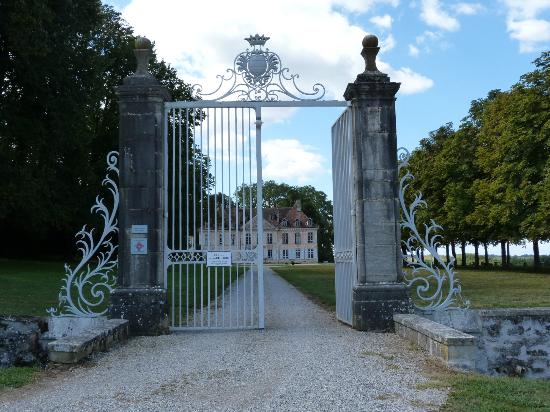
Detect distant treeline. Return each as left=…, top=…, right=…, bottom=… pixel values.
left=404, top=51, right=549, bottom=269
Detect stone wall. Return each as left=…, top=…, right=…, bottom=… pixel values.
left=422, top=308, right=550, bottom=378
left=0, top=316, right=47, bottom=368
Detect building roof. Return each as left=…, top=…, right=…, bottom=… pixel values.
left=201, top=200, right=318, bottom=230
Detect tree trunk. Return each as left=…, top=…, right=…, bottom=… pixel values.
left=484, top=243, right=489, bottom=266
left=461, top=241, right=467, bottom=267
left=533, top=239, right=540, bottom=269
left=451, top=242, right=457, bottom=261
left=474, top=241, right=479, bottom=268
left=446, top=244, right=450, bottom=263
left=507, top=242, right=511, bottom=267
left=501, top=240, right=506, bottom=267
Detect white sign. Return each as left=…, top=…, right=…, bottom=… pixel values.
left=131, top=238, right=148, bottom=255
left=131, top=225, right=148, bottom=234
left=207, top=251, right=232, bottom=267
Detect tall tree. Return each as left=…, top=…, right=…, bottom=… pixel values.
left=0, top=1, right=199, bottom=257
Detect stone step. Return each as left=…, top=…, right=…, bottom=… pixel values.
left=393, top=313, right=476, bottom=370
left=46, top=319, right=128, bottom=364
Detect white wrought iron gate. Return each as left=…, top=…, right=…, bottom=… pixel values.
left=164, top=101, right=264, bottom=331
left=332, top=108, right=355, bottom=325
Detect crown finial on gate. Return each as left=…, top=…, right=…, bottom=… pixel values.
left=134, top=36, right=152, bottom=76
left=245, top=34, right=270, bottom=49
left=361, top=34, right=381, bottom=73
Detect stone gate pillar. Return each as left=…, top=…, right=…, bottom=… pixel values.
left=108, top=37, right=170, bottom=335
left=344, top=35, right=412, bottom=331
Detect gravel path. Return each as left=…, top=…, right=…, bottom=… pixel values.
left=0, top=268, right=448, bottom=411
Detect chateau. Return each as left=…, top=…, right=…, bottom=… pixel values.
left=199, top=200, right=319, bottom=263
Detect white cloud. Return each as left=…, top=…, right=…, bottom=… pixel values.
left=408, top=44, right=420, bottom=57
left=121, top=0, right=432, bottom=114
left=380, top=34, right=396, bottom=51
left=387, top=67, right=435, bottom=94
left=370, top=14, right=393, bottom=29
left=420, top=0, right=460, bottom=31
left=453, top=2, right=484, bottom=15
left=262, top=139, right=327, bottom=183
left=507, top=18, right=550, bottom=52
left=501, top=0, right=550, bottom=52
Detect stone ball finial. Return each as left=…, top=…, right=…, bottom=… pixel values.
left=135, top=36, right=152, bottom=50
left=362, top=34, right=379, bottom=48
left=133, top=36, right=152, bottom=76
left=361, top=34, right=380, bottom=73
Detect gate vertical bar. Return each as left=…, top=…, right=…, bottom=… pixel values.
left=255, top=107, right=265, bottom=329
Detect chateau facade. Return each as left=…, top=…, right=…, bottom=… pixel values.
left=199, top=200, right=319, bottom=263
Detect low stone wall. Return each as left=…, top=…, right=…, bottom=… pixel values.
left=0, top=316, right=48, bottom=368
left=422, top=308, right=550, bottom=378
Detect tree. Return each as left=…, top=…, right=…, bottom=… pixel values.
left=0, top=1, right=199, bottom=257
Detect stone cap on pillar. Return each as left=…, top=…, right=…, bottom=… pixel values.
left=344, top=34, right=400, bottom=100
left=122, top=36, right=160, bottom=87
left=117, top=36, right=171, bottom=101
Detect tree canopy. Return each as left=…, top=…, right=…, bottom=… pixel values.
left=404, top=51, right=550, bottom=268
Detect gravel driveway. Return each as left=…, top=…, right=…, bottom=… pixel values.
left=0, top=268, right=448, bottom=411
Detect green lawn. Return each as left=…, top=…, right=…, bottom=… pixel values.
left=272, top=263, right=550, bottom=309
left=271, top=263, right=550, bottom=412
left=0, top=366, right=40, bottom=390
left=0, top=259, right=66, bottom=316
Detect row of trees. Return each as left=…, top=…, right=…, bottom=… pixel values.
left=0, top=0, right=197, bottom=257
left=405, top=51, right=549, bottom=268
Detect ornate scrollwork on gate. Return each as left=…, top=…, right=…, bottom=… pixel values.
left=48, top=151, right=119, bottom=317
left=192, top=34, right=326, bottom=101
left=334, top=250, right=353, bottom=263
left=235, top=250, right=257, bottom=264
left=168, top=251, right=207, bottom=264
left=398, top=148, right=469, bottom=311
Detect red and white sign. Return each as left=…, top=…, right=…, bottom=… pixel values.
left=131, top=238, right=148, bottom=255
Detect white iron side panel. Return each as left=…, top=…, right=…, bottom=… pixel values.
left=163, top=104, right=264, bottom=331
left=331, top=108, right=355, bottom=325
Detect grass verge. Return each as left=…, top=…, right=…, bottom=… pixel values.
left=0, top=366, right=40, bottom=390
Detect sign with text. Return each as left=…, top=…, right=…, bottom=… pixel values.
left=206, top=251, right=232, bottom=267
left=131, top=225, right=148, bottom=234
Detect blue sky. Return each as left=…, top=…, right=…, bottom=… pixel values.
left=104, top=0, right=550, bottom=254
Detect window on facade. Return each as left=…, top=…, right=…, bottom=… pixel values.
left=296, top=249, right=301, bottom=259
left=295, top=232, right=301, bottom=244
left=282, top=233, right=288, bottom=244
left=219, top=233, right=223, bottom=245
left=282, top=249, right=288, bottom=259
left=307, top=232, right=313, bottom=243
left=245, top=233, right=251, bottom=245
left=267, top=249, right=273, bottom=259
left=267, top=233, right=273, bottom=244
left=307, top=249, right=314, bottom=259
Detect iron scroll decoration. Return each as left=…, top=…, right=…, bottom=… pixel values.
left=48, top=151, right=119, bottom=317
left=192, top=34, right=326, bottom=101
left=398, top=148, right=470, bottom=311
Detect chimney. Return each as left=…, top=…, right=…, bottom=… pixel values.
left=294, top=199, right=302, bottom=212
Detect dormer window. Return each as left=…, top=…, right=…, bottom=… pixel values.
left=295, top=219, right=300, bottom=227
left=271, top=213, right=278, bottom=221
left=306, top=218, right=312, bottom=226
left=281, top=219, right=288, bottom=227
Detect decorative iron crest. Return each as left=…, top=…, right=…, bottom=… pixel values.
left=398, top=148, right=469, bottom=311
left=48, top=151, right=119, bottom=317
left=192, top=34, right=326, bottom=101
